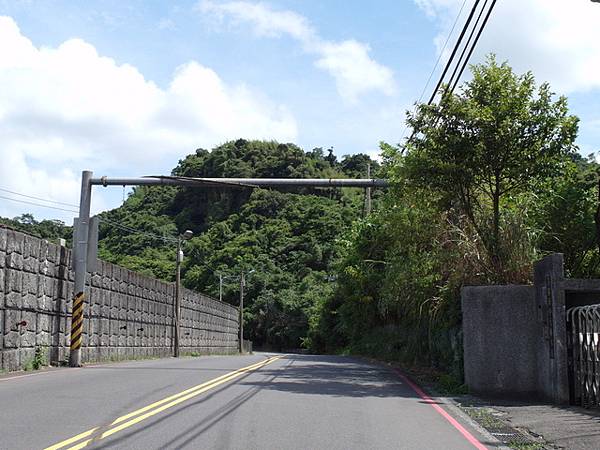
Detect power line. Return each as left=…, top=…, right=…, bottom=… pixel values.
left=0, top=186, right=79, bottom=208
left=0, top=184, right=231, bottom=283
left=447, top=0, right=489, bottom=92
left=98, top=217, right=179, bottom=244
left=399, top=0, right=469, bottom=144
left=417, top=0, right=468, bottom=105
left=449, top=0, right=497, bottom=94
left=404, top=0, right=496, bottom=148
left=427, top=0, right=481, bottom=105
left=0, top=194, right=79, bottom=214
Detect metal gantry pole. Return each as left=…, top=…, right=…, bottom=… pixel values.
left=90, top=177, right=389, bottom=188
left=70, top=170, right=93, bottom=367
left=364, top=163, right=372, bottom=216
left=73, top=173, right=388, bottom=363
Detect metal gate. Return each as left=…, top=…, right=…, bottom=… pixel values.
left=567, top=304, right=600, bottom=407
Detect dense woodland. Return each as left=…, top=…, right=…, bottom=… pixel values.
left=96, top=140, right=381, bottom=351
left=4, top=56, right=600, bottom=382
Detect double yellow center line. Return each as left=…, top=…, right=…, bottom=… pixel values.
left=45, top=355, right=283, bottom=450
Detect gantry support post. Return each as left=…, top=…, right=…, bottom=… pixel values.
left=70, top=170, right=93, bottom=367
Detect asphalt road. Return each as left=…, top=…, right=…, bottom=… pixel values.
left=0, top=353, right=498, bottom=449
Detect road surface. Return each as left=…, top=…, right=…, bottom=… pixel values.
left=0, top=353, right=498, bottom=449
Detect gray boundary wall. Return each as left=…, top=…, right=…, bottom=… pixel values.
left=0, top=227, right=239, bottom=371
left=462, top=285, right=541, bottom=399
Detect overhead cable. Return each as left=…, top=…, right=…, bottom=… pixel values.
left=398, top=0, right=469, bottom=144
left=0, top=194, right=79, bottom=214
left=98, top=217, right=179, bottom=244
left=404, top=0, right=496, bottom=147
left=446, top=0, right=489, bottom=92
left=449, top=0, right=497, bottom=94
left=427, top=0, right=481, bottom=105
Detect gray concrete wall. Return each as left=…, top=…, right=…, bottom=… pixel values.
left=533, top=254, right=569, bottom=404
left=0, top=227, right=239, bottom=371
left=462, top=285, right=540, bottom=399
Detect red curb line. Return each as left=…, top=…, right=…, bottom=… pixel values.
left=394, top=369, right=488, bottom=450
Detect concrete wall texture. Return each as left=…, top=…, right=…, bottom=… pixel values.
left=462, top=253, right=600, bottom=404
left=0, top=227, right=239, bottom=372
left=462, top=285, right=540, bottom=399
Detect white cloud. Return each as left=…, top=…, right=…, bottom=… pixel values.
left=197, top=0, right=396, bottom=103
left=414, top=0, right=600, bottom=94
left=0, top=16, right=297, bottom=221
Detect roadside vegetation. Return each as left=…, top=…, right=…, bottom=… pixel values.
left=6, top=56, right=600, bottom=383
left=310, top=55, right=592, bottom=381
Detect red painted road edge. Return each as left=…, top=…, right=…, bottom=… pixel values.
left=395, top=369, right=488, bottom=450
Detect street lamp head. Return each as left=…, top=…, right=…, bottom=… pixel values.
left=181, top=230, right=194, bottom=240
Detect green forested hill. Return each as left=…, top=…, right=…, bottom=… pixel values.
left=98, top=139, right=380, bottom=350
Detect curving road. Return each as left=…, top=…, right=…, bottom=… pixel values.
left=0, top=353, right=499, bottom=449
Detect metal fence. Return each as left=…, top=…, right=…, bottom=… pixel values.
left=567, top=304, right=600, bottom=408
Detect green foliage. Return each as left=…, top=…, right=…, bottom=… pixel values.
left=0, top=214, right=71, bottom=245
left=405, top=54, right=578, bottom=265
left=23, top=346, right=46, bottom=371
left=311, top=56, right=590, bottom=376
left=98, top=185, right=179, bottom=280
left=183, top=188, right=352, bottom=349
left=95, top=139, right=377, bottom=350
left=527, top=154, right=600, bottom=277
left=311, top=185, right=476, bottom=373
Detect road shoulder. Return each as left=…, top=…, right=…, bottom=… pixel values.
left=354, top=356, right=510, bottom=449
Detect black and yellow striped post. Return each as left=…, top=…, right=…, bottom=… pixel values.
left=70, top=292, right=85, bottom=354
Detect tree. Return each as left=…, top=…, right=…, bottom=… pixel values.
left=404, top=55, right=579, bottom=264
left=0, top=214, right=71, bottom=244
left=340, top=153, right=380, bottom=178
left=530, top=153, right=600, bottom=277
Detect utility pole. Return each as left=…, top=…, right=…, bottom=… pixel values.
left=174, top=238, right=182, bottom=358
left=174, top=230, right=193, bottom=358
left=238, top=269, right=255, bottom=353
left=239, top=272, right=244, bottom=353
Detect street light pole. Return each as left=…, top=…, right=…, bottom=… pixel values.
left=238, top=269, right=255, bottom=354
left=174, top=230, right=193, bottom=358
left=174, top=237, right=182, bottom=357
left=219, top=273, right=223, bottom=302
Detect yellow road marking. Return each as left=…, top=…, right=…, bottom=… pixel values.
left=45, top=356, right=283, bottom=450
left=45, top=357, right=280, bottom=450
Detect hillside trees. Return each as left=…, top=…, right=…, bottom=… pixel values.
left=0, top=214, right=71, bottom=243
left=96, top=139, right=379, bottom=349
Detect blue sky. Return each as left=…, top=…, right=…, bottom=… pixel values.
left=0, top=0, right=599, bottom=222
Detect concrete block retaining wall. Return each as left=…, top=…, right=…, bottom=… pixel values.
left=0, top=226, right=239, bottom=371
